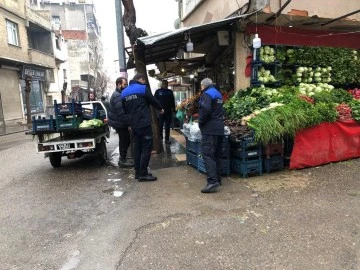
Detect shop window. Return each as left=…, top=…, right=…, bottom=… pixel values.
left=174, top=91, right=188, bottom=106
left=6, top=20, right=19, bottom=46
left=55, top=36, right=61, bottom=50
left=20, top=80, right=44, bottom=114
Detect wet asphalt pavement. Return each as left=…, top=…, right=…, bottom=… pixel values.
left=0, top=129, right=359, bottom=270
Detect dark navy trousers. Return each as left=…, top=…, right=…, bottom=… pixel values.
left=132, top=125, right=153, bottom=176
left=201, top=134, right=223, bottom=184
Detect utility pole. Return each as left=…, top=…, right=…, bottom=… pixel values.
left=115, top=0, right=127, bottom=78
left=25, top=76, right=32, bottom=127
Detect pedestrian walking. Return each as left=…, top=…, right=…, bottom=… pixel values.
left=154, top=80, right=176, bottom=144
left=108, top=77, right=133, bottom=168
left=198, top=78, right=224, bottom=193
left=121, top=73, right=164, bottom=181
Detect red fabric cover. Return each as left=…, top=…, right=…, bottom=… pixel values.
left=290, top=120, right=360, bottom=169
left=245, top=55, right=253, bottom=77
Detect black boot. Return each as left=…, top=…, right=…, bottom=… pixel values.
left=118, top=159, right=133, bottom=168
left=138, top=174, right=157, bottom=182
left=201, top=182, right=220, bottom=193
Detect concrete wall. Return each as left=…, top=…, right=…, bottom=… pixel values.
left=39, top=4, right=87, bottom=30
left=0, top=7, right=29, bottom=63
left=182, top=0, right=247, bottom=26
left=0, top=0, right=26, bottom=15
left=67, top=39, right=90, bottom=82
left=268, top=0, right=360, bottom=21
left=0, top=69, right=23, bottom=124
left=25, top=6, right=52, bottom=30
left=182, top=0, right=360, bottom=27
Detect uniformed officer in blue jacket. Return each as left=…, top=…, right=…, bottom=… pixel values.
left=198, top=78, right=224, bottom=193
left=121, top=73, right=164, bottom=181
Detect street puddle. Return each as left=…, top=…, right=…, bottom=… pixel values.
left=108, top=178, right=122, bottom=182
left=113, top=191, right=124, bottom=197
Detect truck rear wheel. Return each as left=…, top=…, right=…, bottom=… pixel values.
left=49, top=152, right=62, bottom=168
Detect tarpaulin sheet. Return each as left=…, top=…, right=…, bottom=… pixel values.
left=290, top=120, right=360, bottom=169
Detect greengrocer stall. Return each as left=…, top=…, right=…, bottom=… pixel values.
left=224, top=41, right=360, bottom=170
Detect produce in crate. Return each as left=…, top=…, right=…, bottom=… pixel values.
left=298, top=83, right=334, bottom=96
left=295, top=66, right=314, bottom=83
left=259, top=46, right=276, bottom=63
left=241, top=102, right=283, bottom=126
left=224, top=119, right=254, bottom=141
left=258, top=67, right=277, bottom=84
left=348, top=88, right=360, bottom=100
left=336, top=103, right=352, bottom=121
left=313, top=66, right=332, bottom=83
left=349, top=100, right=360, bottom=121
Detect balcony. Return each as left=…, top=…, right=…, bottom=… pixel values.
left=28, top=49, right=55, bottom=68
left=54, top=48, right=68, bottom=63
left=26, top=7, right=52, bottom=31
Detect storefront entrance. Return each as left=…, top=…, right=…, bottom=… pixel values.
left=20, top=80, right=44, bottom=115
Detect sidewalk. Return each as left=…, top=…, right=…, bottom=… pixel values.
left=0, top=124, right=32, bottom=151
left=0, top=124, right=29, bottom=136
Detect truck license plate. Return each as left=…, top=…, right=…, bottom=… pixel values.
left=58, top=143, right=70, bottom=150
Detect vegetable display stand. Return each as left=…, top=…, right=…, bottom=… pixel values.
left=230, top=146, right=262, bottom=160
left=263, top=155, right=285, bottom=173
left=197, top=155, right=230, bottom=176
left=185, top=138, right=202, bottom=154
left=186, top=150, right=199, bottom=168
left=263, top=143, right=284, bottom=158
left=185, top=136, right=230, bottom=158
left=290, top=120, right=360, bottom=169
left=231, top=158, right=263, bottom=178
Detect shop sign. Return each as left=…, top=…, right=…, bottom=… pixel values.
left=22, top=65, right=46, bottom=81
left=173, top=86, right=189, bottom=91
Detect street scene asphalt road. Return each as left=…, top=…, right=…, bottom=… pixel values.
left=0, top=129, right=359, bottom=270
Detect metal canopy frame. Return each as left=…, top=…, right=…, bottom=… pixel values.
left=134, top=15, right=246, bottom=65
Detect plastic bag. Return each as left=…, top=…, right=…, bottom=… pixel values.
left=176, top=109, right=185, bottom=122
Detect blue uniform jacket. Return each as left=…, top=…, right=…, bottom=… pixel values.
left=198, top=85, right=224, bottom=135
left=121, top=80, right=162, bottom=129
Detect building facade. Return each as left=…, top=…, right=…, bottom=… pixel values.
left=30, top=0, right=102, bottom=101
left=0, top=0, right=56, bottom=126
left=176, top=0, right=360, bottom=90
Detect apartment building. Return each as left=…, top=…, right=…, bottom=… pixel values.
left=30, top=0, right=102, bottom=101
left=0, top=0, right=56, bottom=127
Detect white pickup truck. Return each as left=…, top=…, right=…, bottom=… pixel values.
left=28, top=101, right=110, bottom=168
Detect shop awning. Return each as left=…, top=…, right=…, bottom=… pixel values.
left=135, top=15, right=246, bottom=65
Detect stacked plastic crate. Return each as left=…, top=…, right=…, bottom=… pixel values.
left=54, top=99, right=82, bottom=131
left=185, top=136, right=230, bottom=176
left=262, top=143, right=285, bottom=173
left=230, top=133, right=263, bottom=177
left=32, top=115, right=56, bottom=133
